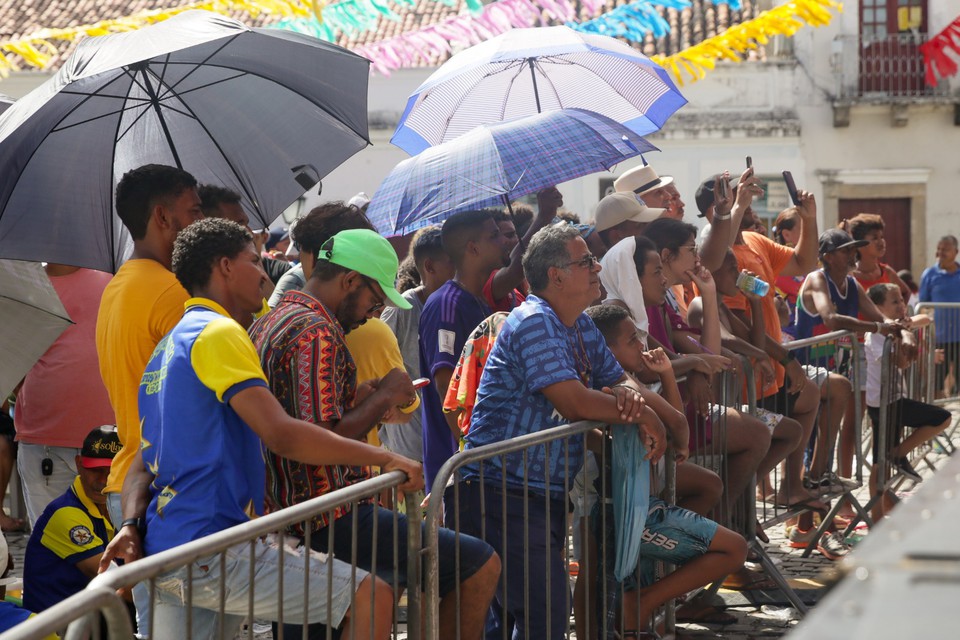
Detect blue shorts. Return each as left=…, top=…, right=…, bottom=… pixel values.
left=280, top=503, right=494, bottom=640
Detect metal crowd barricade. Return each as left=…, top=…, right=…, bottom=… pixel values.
left=2, top=470, right=420, bottom=640
left=754, top=330, right=874, bottom=559
left=916, top=303, right=960, bottom=445
left=423, top=420, right=639, bottom=640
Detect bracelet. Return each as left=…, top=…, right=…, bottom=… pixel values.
left=778, top=352, right=795, bottom=366
left=713, top=211, right=732, bottom=221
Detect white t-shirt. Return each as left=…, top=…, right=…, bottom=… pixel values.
left=865, top=331, right=902, bottom=407
left=600, top=236, right=649, bottom=347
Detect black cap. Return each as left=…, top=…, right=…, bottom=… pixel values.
left=819, top=228, right=869, bottom=256
left=694, top=175, right=739, bottom=218
left=79, top=425, right=120, bottom=469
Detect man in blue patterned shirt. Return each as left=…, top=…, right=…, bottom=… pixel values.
left=459, top=223, right=667, bottom=639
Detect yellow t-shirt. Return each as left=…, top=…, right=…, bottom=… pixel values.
left=96, top=259, right=189, bottom=494
left=344, top=318, right=419, bottom=447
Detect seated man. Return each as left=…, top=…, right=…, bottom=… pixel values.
left=458, top=223, right=667, bottom=639
left=24, top=426, right=120, bottom=613
left=100, top=219, right=424, bottom=640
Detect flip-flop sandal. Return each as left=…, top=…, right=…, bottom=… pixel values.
left=772, top=497, right=829, bottom=513
left=676, top=605, right=738, bottom=625
left=721, top=570, right=780, bottom=591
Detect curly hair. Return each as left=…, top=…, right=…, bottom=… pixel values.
left=116, top=164, right=197, bottom=240
left=172, top=218, right=252, bottom=295
left=292, top=202, right=374, bottom=260
left=396, top=255, right=421, bottom=293
left=839, top=213, right=884, bottom=241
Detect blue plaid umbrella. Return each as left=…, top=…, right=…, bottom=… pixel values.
left=367, top=108, right=657, bottom=236
left=391, top=26, right=685, bottom=156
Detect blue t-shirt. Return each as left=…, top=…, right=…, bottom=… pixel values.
left=418, top=280, right=492, bottom=490
left=139, top=298, right=269, bottom=556
left=464, top=295, right=624, bottom=494
left=24, top=476, right=114, bottom=613
left=919, top=263, right=960, bottom=343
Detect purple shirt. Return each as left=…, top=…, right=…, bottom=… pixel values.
left=419, top=280, right=492, bottom=490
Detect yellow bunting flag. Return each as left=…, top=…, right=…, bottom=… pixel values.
left=651, top=0, right=843, bottom=86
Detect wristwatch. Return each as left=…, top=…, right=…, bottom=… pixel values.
left=120, top=517, right=145, bottom=534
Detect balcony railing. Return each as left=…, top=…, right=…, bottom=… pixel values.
left=833, top=33, right=949, bottom=100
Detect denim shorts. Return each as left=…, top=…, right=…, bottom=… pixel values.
left=278, top=504, right=495, bottom=640
left=592, top=496, right=718, bottom=589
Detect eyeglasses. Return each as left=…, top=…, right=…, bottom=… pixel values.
left=362, top=278, right=386, bottom=314
left=680, top=244, right=698, bottom=255
left=564, top=254, right=599, bottom=269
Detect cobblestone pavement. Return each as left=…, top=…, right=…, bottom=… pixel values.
left=4, top=417, right=956, bottom=639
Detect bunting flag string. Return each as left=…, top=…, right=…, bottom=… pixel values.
left=572, top=0, right=739, bottom=42
left=919, top=13, right=960, bottom=86
left=652, top=0, right=842, bottom=85
left=0, top=0, right=313, bottom=74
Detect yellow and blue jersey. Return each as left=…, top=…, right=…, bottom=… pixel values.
left=139, top=298, right=268, bottom=556
left=24, top=476, right=114, bottom=613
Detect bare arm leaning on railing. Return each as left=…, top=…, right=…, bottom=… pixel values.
left=98, top=384, right=425, bottom=572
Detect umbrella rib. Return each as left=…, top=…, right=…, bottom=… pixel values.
left=153, top=71, right=249, bottom=101
left=150, top=61, right=371, bottom=143
left=154, top=36, right=240, bottom=100
left=50, top=100, right=150, bottom=134
left=143, top=67, right=266, bottom=225
left=114, top=97, right=165, bottom=144
left=498, top=62, right=530, bottom=122
left=0, top=294, right=73, bottom=323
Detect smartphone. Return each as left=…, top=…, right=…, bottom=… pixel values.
left=412, top=377, right=431, bottom=389
left=716, top=173, right=730, bottom=201
left=746, top=156, right=753, bottom=169
left=782, top=170, right=801, bottom=206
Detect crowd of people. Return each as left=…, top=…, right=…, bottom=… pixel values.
left=1, top=158, right=957, bottom=639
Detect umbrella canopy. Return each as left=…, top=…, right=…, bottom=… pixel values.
left=0, top=260, right=72, bottom=401
left=0, top=95, right=12, bottom=116
left=611, top=424, right=651, bottom=582
left=368, top=108, right=657, bottom=236
left=391, top=26, right=686, bottom=156
left=0, top=11, right=370, bottom=273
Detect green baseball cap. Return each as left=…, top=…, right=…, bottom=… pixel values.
left=318, top=229, right=412, bottom=310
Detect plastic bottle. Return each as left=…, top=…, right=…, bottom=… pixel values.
left=736, top=272, right=770, bottom=297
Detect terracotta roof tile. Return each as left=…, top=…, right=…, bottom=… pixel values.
left=1, top=0, right=762, bottom=72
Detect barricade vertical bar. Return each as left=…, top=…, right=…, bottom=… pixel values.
left=544, top=439, right=551, bottom=640
left=187, top=557, right=194, bottom=639
left=278, top=529, right=285, bottom=637
left=247, top=540, right=254, bottom=639
left=369, top=500, right=377, bottom=639
left=522, top=448, right=530, bottom=640
left=349, top=503, right=357, bottom=640
left=219, top=551, right=228, bottom=640
left=326, top=512, right=335, bottom=640
left=501, top=454, right=508, bottom=640
left=453, top=470, right=462, bottom=638
left=391, top=489, right=400, bottom=639
left=404, top=492, right=421, bottom=640
left=303, top=520, right=311, bottom=640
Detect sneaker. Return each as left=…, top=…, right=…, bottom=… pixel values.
left=816, top=532, right=850, bottom=561
left=895, top=457, right=923, bottom=483
left=787, top=526, right=816, bottom=549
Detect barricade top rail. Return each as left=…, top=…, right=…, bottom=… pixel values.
left=782, top=329, right=855, bottom=352
left=1, top=470, right=410, bottom=640
left=915, top=302, right=960, bottom=309
left=425, top=418, right=605, bottom=518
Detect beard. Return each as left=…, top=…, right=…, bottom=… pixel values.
left=336, top=288, right=367, bottom=334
